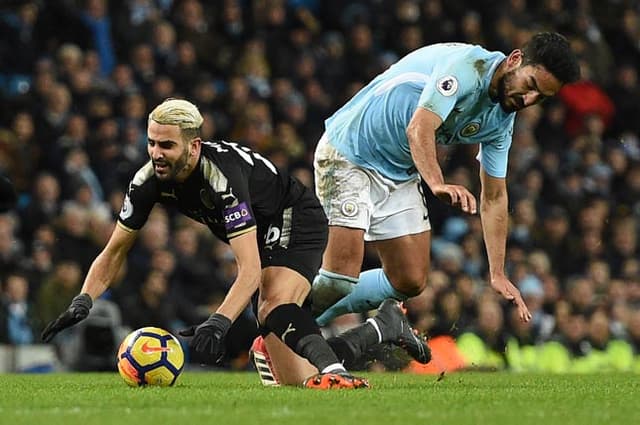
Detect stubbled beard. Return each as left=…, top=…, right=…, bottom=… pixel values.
left=497, top=70, right=523, bottom=113
left=154, top=150, right=189, bottom=180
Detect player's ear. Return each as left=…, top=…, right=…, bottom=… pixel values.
left=506, top=49, right=523, bottom=70
left=190, top=138, right=201, bottom=156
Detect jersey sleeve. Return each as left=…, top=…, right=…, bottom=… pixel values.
left=215, top=161, right=257, bottom=239
left=117, top=179, right=156, bottom=231
left=475, top=119, right=514, bottom=178
left=418, top=56, right=480, bottom=122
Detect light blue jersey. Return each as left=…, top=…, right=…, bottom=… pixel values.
left=325, top=43, right=515, bottom=181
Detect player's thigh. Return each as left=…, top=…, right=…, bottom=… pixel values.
left=323, top=225, right=365, bottom=277
left=261, top=187, right=327, bottom=284
left=263, top=333, right=317, bottom=386
left=258, top=266, right=310, bottom=322
left=314, top=136, right=372, bottom=275
left=366, top=178, right=431, bottom=241
left=374, top=231, right=431, bottom=296
left=314, top=138, right=371, bottom=232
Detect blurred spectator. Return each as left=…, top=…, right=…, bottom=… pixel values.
left=80, top=0, right=116, bottom=77
left=558, top=60, right=614, bottom=138
left=538, top=311, right=590, bottom=373
left=0, top=1, right=40, bottom=78
left=585, top=308, right=634, bottom=371
left=0, top=213, right=23, bottom=277
left=456, top=297, right=508, bottom=370
left=54, top=201, right=100, bottom=272
left=120, top=269, right=178, bottom=332
left=532, top=205, right=573, bottom=278
left=608, top=63, right=640, bottom=137
left=36, top=260, right=83, bottom=326
left=0, top=112, right=40, bottom=194
left=0, top=271, right=40, bottom=344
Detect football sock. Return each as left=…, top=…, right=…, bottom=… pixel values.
left=327, top=315, right=388, bottom=369
left=313, top=268, right=359, bottom=292
left=316, top=268, right=407, bottom=326
left=311, top=269, right=358, bottom=315
left=264, top=303, right=345, bottom=373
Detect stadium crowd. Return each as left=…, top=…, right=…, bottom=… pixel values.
left=1, top=0, right=640, bottom=374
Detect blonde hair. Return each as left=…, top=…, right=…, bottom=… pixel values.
left=148, top=98, right=203, bottom=141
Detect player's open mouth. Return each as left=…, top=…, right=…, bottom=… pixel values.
left=154, top=163, right=169, bottom=173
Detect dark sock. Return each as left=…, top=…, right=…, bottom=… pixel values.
left=264, top=303, right=343, bottom=372
left=327, top=336, right=358, bottom=369
left=328, top=322, right=380, bottom=368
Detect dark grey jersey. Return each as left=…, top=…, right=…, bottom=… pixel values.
left=117, top=140, right=306, bottom=245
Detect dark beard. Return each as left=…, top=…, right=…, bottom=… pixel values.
left=496, top=70, right=522, bottom=113
left=154, top=149, right=190, bottom=181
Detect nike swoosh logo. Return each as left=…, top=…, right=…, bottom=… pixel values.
left=141, top=341, right=172, bottom=354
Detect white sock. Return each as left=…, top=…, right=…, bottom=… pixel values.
left=321, top=363, right=346, bottom=374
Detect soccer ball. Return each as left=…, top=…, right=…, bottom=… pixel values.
left=117, top=327, right=185, bottom=387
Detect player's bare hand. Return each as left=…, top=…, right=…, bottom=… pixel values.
left=490, top=275, right=532, bottom=322
left=431, top=183, right=477, bottom=214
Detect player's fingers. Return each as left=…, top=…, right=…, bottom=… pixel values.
left=178, top=326, right=196, bottom=337
left=501, top=288, right=515, bottom=300
left=512, top=294, right=531, bottom=322
left=519, top=303, right=532, bottom=322
left=41, top=321, right=59, bottom=342
left=463, top=193, right=476, bottom=214
left=458, top=191, right=469, bottom=212
left=41, top=313, right=70, bottom=342
left=194, top=335, right=208, bottom=353
left=447, top=189, right=458, bottom=205
left=468, top=194, right=478, bottom=214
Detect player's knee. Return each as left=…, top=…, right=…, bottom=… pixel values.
left=387, top=269, right=427, bottom=297
left=257, top=301, right=276, bottom=325
left=257, top=298, right=296, bottom=324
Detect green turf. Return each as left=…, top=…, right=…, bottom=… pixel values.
left=0, top=371, right=637, bottom=425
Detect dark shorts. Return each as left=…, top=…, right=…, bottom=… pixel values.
left=259, top=187, right=328, bottom=284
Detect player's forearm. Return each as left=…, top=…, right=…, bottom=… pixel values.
left=216, top=268, right=261, bottom=322
left=480, top=191, right=509, bottom=279
left=407, top=120, right=444, bottom=189
left=80, top=249, right=126, bottom=300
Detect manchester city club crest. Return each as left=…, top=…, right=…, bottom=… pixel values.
left=340, top=199, right=359, bottom=217
left=460, top=122, right=481, bottom=137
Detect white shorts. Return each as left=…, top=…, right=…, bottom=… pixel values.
left=314, top=133, right=431, bottom=242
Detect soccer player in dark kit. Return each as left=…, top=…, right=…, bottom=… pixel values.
left=41, top=98, right=429, bottom=388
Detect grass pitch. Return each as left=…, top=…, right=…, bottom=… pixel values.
left=1, top=371, right=637, bottom=425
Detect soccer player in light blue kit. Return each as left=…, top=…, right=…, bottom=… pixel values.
left=312, top=33, right=580, bottom=330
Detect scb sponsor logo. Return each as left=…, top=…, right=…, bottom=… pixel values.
left=224, top=208, right=249, bottom=224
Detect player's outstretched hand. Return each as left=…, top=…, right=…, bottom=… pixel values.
left=179, top=313, right=232, bottom=363
left=490, top=275, right=532, bottom=322
left=41, top=293, right=93, bottom=342
left=431, top=183, right=477, bottom=214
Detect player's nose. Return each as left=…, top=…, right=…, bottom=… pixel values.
left=148, top=144, right=162, bottom=159
left=522, top=92, right=541, bottom=107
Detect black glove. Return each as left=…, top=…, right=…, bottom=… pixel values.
left=179, top=313, right=232, bottom=363
left=41, top=293, right=93, bottom=342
